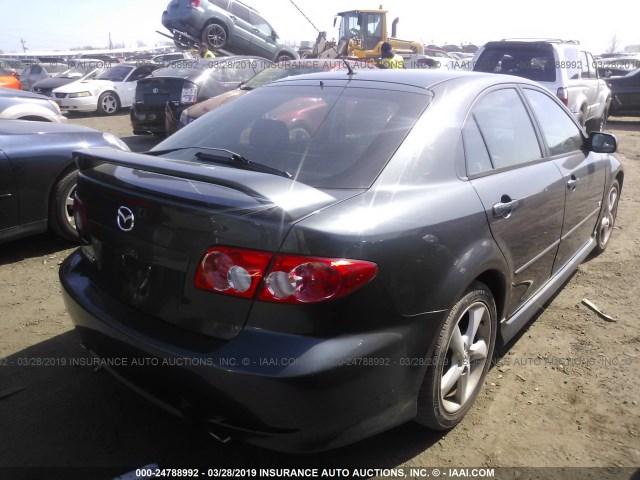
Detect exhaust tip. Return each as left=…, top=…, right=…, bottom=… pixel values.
left=208, top=430, right=231, bottom=444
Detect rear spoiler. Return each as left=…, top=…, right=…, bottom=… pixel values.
left=73, top=148, right=337, bottom=212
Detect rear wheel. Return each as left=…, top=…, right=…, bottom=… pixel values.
left=202, top=22, right=227, bottom=50
left=594, top=179, right=620, bottom=255
left=97, top=91, right=120, bottom=115
left=416, top=282, right=497, bottom=430
left=49, top=169, right=79, bottom=242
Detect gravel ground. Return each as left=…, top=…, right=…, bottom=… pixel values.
left=0, top=111, right=638, bottom=479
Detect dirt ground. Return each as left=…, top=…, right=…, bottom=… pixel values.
left=0, top=112, right=639, bottom=478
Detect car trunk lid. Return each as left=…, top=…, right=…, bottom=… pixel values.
left=73, top=148, right=361, bottom=339
left=135, top=77, right=187, bottom=105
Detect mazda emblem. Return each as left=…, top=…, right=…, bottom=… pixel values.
left=117, top=206, right=135, bottom=232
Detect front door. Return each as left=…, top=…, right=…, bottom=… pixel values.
left=522, top=88, right=606, bottom=271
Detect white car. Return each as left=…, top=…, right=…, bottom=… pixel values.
left=51, top=63, right=158, bottom=115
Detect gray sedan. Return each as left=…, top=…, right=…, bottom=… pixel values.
left=61, top=70, right=622, bottom=451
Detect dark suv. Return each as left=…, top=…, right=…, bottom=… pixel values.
left=162, top=0, right=298, bottom=62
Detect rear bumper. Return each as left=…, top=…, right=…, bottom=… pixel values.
left=60, top=249, right=441, bottom=452
left=131, top=105, right=167, bottom=134
left=162, top=8, right=204, bottom=38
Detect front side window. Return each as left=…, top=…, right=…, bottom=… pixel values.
left=250, top=13, right=272, bottom=36
left=154, top=84, right=429, bottom=189
left=470, top=88, right=542, bottom=169
left=523, top=89, right=583, bottom=156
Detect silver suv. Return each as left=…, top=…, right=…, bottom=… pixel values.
left=471, top=39, right=611, bottom=132
left=161, top=0, right=298, bottom=62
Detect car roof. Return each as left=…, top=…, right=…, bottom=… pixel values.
left=268, top=69, right=540, bottom=91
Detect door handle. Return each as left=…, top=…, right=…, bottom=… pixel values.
left=229, top=15, right=236, bottom=19
left=0, top=193, right=13, bottom=200
left=492, top=198, right=519, bottom=218
left=567, top=175, right=579, bottom=191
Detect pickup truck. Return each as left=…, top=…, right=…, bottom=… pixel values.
left=471, top=39, right=611, bottom=132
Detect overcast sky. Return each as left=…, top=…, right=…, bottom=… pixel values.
left=0, top=0, right=636, bottom=55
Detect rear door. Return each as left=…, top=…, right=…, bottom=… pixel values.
left=466, top=87, right=565, bottom=316
left=229, top=2, right=253, bottom=51
left=522, top=87, right=606, bottom=271
left=0, top=150, right=19, bottom=231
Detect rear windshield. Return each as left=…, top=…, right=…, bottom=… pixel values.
left=473, top=45, right=556, bottom=82
left=154, top=84, right=429, bottom=189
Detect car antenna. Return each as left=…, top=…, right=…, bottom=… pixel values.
left=287, top=0, right=355, bottom=76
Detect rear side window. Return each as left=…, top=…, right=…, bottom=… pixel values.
left=469, top=88, right=542, bottom=169
left=474, top=45, right=556, bottom=82
left=523, top=89, right=583, bottom=156
left=463, top=115, right=492, bottom=175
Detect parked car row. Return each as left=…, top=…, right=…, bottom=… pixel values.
left=132, top=56, right=270, bottom=135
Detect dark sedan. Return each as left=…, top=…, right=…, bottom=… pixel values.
left=0, top=120, right=130, bottom=244
left=131, top=56, right=271, bottom=135
left=607, top=68, right=640, bottom=116
left=61, top=70, right=622, bottom=452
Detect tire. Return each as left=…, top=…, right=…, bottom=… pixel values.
left=202, top=22, right=227, bottom=50
left=415, top=282, right=497, bottom=430
left=49, top=169, right=79, bottom=242
left=276, top=53, right=295, bottom=62
left=593, top=179, right=620, bottom=255
left=97, top=91, right=120, bottom=115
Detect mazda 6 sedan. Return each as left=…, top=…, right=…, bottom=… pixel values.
left=60, top=70, right=623, bottom=452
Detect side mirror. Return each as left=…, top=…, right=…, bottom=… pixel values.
left=589, top=132, right=617, bottom=154
left=271, top=30, right=278, bottom=40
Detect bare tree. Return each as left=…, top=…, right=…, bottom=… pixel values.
left=137, top=40, right=147, bottom=48
left=606, top=34, right=620, bottom=54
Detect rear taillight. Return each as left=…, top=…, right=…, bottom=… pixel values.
left=73, top=194, right=90, bottom=243
left=180, top=81, right=198, bottom=104
left=194, top=247, right=378, bottom=304
left=188, top=0, right=200, bottom=7
left=556, top=87, right=568, bottom=106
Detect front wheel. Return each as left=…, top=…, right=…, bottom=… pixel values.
left=202, top=22, right=227, bottom=50
left=415, top=282, right=497, bottom=430
left=97, top=91, right=120, bottom=115
left=593, top=179, right=620, bottom=255
left=49, top=169, right=79, bottom=242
